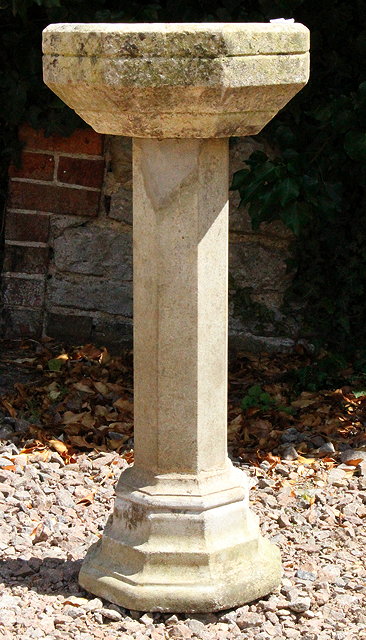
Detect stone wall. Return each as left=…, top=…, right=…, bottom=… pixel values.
left=1, top=125, right=298, bottom=351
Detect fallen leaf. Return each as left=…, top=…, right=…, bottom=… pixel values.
left=73, top=382, right=95, bottom=394
left=113, top=398, right=134, bottom=413
left=93, top=381, right=109, bottom=396
left=68, top=435, right=95, bottom=449
left=80, top=413, right=96, bottom=428
left=63, top=596, right=89, bottom=607
left=76, top=492, right=95, bottom=506
left=62, top=411, right=85, bottom=424
left=123, top=450, right=134, bottom=464
left=75, top=344, right=102, bottom=361
left=48, top=439, right=68, bottom=456
left=344, top=458, right=363, bottom=466
left=47, top=357, right=66, bottom=372
left=292, top=397, right=317, bottom=409
left=297, top=455, right=316, bottom=465
left=1, top=399, right=16, bottom=418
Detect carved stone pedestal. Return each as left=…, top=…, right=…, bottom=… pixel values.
left=43, top=22, right=309, bottom=612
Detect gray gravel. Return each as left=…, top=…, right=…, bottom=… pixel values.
left=0, top=439, right=366, bottom=640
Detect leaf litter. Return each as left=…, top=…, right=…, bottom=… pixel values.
left=0, top=339, right=135, bottom=467
left=0, top=339, right=366, bottom=484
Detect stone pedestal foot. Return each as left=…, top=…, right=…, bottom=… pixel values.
left=79, top=466, right=281, bottom=612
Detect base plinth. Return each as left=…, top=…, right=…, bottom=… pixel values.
left=79, top=465, right=281, bottom=612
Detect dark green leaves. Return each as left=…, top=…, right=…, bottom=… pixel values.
left=344, top=131, right=366, bottom=162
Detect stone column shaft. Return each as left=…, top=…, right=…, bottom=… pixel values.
left=133, top=138, right=228, bottom=475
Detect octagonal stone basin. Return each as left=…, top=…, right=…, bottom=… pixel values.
left=43, top=22, right=309, bottom=138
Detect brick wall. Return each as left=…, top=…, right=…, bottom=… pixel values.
left=2, top=124, right=110, bottom=342
left=1, top=126, right=298, bottom=352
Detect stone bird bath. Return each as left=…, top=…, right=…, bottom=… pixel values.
left=43, top=22, right=309, bottom=612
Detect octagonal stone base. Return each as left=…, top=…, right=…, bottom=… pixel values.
left=79, top=465, right=281, bottom=612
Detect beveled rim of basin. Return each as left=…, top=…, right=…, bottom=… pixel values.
left=43, top=22, right=309, bottom=59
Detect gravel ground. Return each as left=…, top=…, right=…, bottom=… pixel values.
left=1, top=425, right=366, bottom=640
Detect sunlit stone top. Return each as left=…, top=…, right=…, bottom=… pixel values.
left=43, top=22, right=310, bottom=138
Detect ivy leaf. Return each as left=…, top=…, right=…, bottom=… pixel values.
left=230, top=168, right=250, bottom=191
left=344, top=130, right=366, bottom=162
left=239, top=164, right=277, bottom=204
left=278, top=177, right=300, bottom=206
left=280, top=202, right=309, bottom=236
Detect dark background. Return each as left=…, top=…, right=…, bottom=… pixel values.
left=1, top=0, right=366, bottom=364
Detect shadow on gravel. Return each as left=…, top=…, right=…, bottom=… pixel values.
left=0, top=556, right=85, bottom=597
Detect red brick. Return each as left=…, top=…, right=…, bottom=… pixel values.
left=19, top=124, right=103, bottom=155
left=3, top=244, right=49, bottom=274
left=9, top=182, right=100, bottom=217
left=5, top=211, right=49, bottom=243
left=2, top=276, right=44, bottom=308
left=57, top=156, right=105, bottom=188
left=9, top=152, right=54, bottom=180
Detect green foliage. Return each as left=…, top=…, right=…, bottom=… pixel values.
left=241, top=384, right=276, bottom=411
left=284, top=353, right=348, bottom=393
left=241, top=384, right=293, bottom=413
left=47, top=357, right=64, bottom=371
left=230, top=1, right=366, bottom=360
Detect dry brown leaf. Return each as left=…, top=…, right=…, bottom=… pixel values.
left=113, top=398, right=134, bottom=413
left=76, top=492, right=95, bottom=506
left=344, top=458, right=363, bottom=466
left=107, top=421, right=130, bottom=432
left=250, top=419, right=272, bottom=435
left=106, top=433, right=130, bottom=450
left=57, top=353, right=69, bottom=361
left=292, top=397, right=317, bottom=409
left=20, top=441, right=46, bottom=455
left=1, top=399, right=17, bottom=418
left=48, top=439, right=69, bottom=456
left=62, top=411, right=85, bottom=425
left=75, top=344, right=102, bottom=360
left=80, top=413, right=96, bottom=428
left=73, top=382, right=95, bottom=394
left=95, top=405, right=109, bottom=417
left=99, top=348, right=111, bottom=365
left=300, top=413, right=321, bottom=427
left=63, top=422, right=83, bottom=435
left=228, top=414, right=242, bottom=436
left=123, top=450, right=134, bottom=464
left=106, top=383, right=126, bottom=394
left=68, top=435, right=95, bottom=449
left=297, top=455, right=316, bottom=465
left=93, top=381, right=110, bottom=396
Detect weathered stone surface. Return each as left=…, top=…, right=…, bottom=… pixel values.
left=53, top=224, right=132, bottom=279
left=230, top=242, right=290, bottom=291
left=105, top=137, right=132, bottom=224
left=42, top=21, right=310, bottom=614
left=46, top=275, right=132, bottom=316
left=43, top=22, right=309, bottom=137
left=91, top=317, right=133, bottom=349
left=79, top=137, right=282, bottom=612
left=43, top=22, right=309, bottom=58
